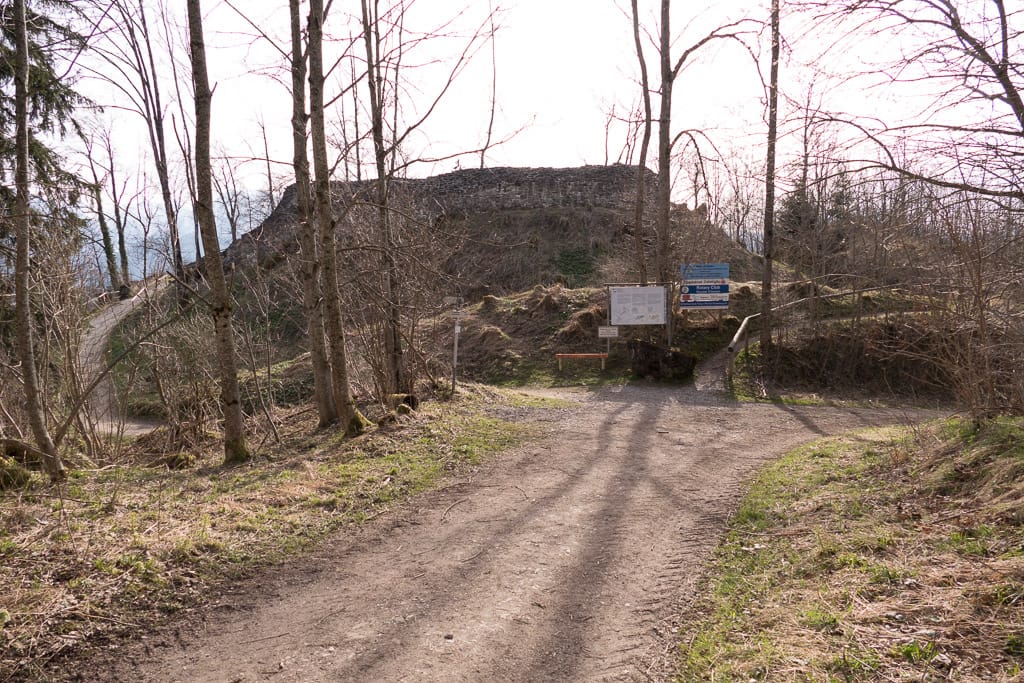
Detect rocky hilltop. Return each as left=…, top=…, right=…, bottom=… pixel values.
left=224, top=164, right=755, bottom=294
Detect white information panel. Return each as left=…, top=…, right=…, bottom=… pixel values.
left=609, top=286, right=667, bottom=325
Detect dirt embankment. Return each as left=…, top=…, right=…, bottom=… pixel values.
left=73, top=384, right=939, bottom=683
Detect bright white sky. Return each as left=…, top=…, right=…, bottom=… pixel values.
left=76, top=0, right=990, bottom=263
left=188, top=0, right=773, bottom=181
left=72, top=0, right=875, bottom=267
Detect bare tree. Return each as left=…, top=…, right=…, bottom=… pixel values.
left=101, top=130, right=134, bottom=288
left=212, top=151, right=243, bottom=245
left=794, top=0, right=1024, bottom=415
left=309, top=0, right=368, bottom=435
left=760, top=0, right=780, bottom=352
left=359, top=0, right=406, bottom=396
left=808, top=0, right=1024, bottom=199
left=356, top=0, right=495, bottom=397
left=289, top=0, right=338, bottom=427
left=166, top=7, right=204, bottom=262
left=11, top=0, right=65, bottom=482
left=630, top=0, right=652, bottom=285
left=775, top=87, right=857, bottom=300
left=708, top=153, right=764, bottom=249
left=85, top=0, right=187, bottom=297
left=652, top=5, right=753, bottom=283
left=217, top=0, right=340, bottom=427
left=132, top=181, right=164, bottom=279
left=173, top=113, right=203, bottom=261
left=185, top=0, right=250, bottom=463
left=479, top=0, right=498, bottom=169
left=83, top=133, right=121, bottom=291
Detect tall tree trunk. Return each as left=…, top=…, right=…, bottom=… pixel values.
left=360, top=0, right=406, bottom=397
left=83, top=136, right=120, bottom=290
left=479, top=1, right=497, bottom=169
left=350, top=49, right=362, bottom=181
left=760, top=0, right=780, bottom=352
left=655, top=0, right=674, bottom=285
left=103, top=134, right=132, bottom=286
left=91, top=181, right=120, bottom=291
left=186, top=0, right=250, bottom=464
left=261, top=124, right=276, bottom=213
left=290, top=0, right=337, bottom=427
left=13, top=0, right=65, bottom=482
left=631, top=0, right=652, bottom=286
left=309, top=0, right=368, bottom=436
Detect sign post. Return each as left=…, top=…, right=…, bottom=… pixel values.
left=452, top=319, right=461, bottom=393
left=445, top=297, right=465, bottom=395
left=598, top=325, right=618, bottom=356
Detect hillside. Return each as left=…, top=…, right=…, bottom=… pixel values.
left=223, top=165, right=763, bottom=296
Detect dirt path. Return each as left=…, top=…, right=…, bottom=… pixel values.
left=82, top=383, right=939, bottom=683
left=78, top=280, right=165, bottom=436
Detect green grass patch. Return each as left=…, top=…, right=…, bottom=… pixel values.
left=677, top=417, right=1024, bottom=681
left=554, top=247, right=596, bottom=285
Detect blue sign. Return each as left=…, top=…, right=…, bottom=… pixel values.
left=683, top=284, right=730, bottom=294
left=681, top=262, right=729, bottom=281
left=680, top=300, right=731, bottom=309
left=680, top=262, right=730, bottom=310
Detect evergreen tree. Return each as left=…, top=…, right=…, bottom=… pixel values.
left=0, top=0, right=89, bottom=298
left=0, top=0, right=88, bottom=219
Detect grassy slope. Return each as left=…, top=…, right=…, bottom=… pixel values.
left=679, top=417, right=1024, bottom=681
left=449, top=284, right=737, bottom=387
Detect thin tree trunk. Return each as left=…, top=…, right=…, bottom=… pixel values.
left=261, top=123, right=276, bottom=213
left=290, top=0, right=337, bottom=427
left=103, top=134, right=132, bottom=286
left=186, top=0, right=250, bottom=463
left=91, top=179, right=121, bottom=291
left=655, top=0, right=674, bottom=285
left=309, top=0, right=368, bottom=436
left=13, top=0, right=65, bottom=482
left=479, top=1, right=497, bottom=169
left=360, top=0, right=406, bottom=397
left=760, top=0, right=780, bottom=352
left=350, top=49, right=362, bottom=181
left=631, top=0, right=652, bottom=286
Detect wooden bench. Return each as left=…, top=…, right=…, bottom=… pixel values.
left=555, top=352, right=609, bottom=370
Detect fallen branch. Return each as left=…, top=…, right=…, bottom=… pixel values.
left=441, top=498, right=467, bottom=521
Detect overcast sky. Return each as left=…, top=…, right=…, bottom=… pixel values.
left=184, top=0, right=774, bottom=180
left=76, top=0, right=988, bottom=268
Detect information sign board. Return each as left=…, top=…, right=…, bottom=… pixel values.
left=682, top=284, right=730, bottom=294
left=680, top=262, right=730, bottom=310
left=681, top=263, right=730, bottom=282
left=609, top=286, right=667, bottom=325
left=598, top=326, right=619, bottom=338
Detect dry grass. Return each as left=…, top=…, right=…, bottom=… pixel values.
left=0, top=386, right=551, bottom=682
left=679, top=417, right=1024, bottom=681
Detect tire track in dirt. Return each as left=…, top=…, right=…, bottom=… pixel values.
left=83, top=385, right=942, bottom=682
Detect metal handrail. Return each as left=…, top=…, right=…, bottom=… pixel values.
left=727, top=313, right=759, bottom=354
left=725, top=286, right=898, bottom=375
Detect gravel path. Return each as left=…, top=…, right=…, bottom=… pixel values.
left=77, top=281, right=164, bottom=436
left=84, top=382, right=940, bottom=682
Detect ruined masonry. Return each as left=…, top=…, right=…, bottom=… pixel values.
left=224, top=165, right=659, bottom=270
